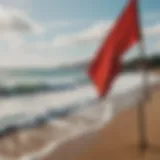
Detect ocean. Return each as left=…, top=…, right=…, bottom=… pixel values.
left=0, top=67, right=90, bottom=133
left=0, top=67, right=159, bottom=132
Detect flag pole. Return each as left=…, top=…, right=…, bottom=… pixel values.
left=137, top=41, right=148, bottom=151
left=137, top=0, right=149, bottom=151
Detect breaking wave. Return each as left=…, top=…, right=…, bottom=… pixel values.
left=0, top=77, right=88, bottom=97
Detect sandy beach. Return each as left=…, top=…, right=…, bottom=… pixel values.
left=0, top=76, right=159, bottom=160
left=74, top=88, right=160, bottom=160
left=40, top=84, right=160, bottom=160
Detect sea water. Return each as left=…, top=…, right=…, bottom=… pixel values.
left=0, top=67, right=159, bottom=134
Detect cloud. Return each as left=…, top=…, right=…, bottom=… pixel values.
left=44, top=19, right=96, bottom=31
left=52, top=21, right=112, bottom=48
left=0, top=0, right=26, bottom=5
left=0, top=50, right=89, bottom=68
left=2, top=19, right=160, bottom=68
left=0, top=4, right=44, bottom=52
left=0, top=5, right=43, bottom=34
left=144, top=11, right=160, bottom=23
left=154, top=41, right=160, bottom=51
left=0, top=32, right=24, bottom=49
left=18, top=21, right=113, bottom=51
left=51, top=20, right=160, bottom=48
left=45, top=21, right=73, bottom=30
left=145, top=24, right=160, bottom=36
left=20, top=20, right=160, bottom=55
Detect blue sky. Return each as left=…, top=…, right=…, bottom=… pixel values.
left=0, top=0, right=159, bottom=68
left=29, top=0, right=159, bottom=20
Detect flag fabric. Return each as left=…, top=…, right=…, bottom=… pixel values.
left=88, top=0, right=141, bottom=98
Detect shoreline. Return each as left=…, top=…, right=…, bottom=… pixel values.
left=0, top=73, right=158, bottom=140
left=43, top=87, right=160, bottom=160
left=0, top=76, right=158, bottom=159
left=75, top=89, right=160, bottom=160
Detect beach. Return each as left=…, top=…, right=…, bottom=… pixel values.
left=75, top=87, right=160, bottom=160
left=35, top=85, right=160, bottom=160
left=0, top=0, right=159, bottom=159
left=0, top=72, right=158, bottom=160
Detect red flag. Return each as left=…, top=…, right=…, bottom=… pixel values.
left=88, top=0, right=141, bottom=98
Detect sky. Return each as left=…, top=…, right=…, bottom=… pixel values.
left=0, top=0, right=159, bottom=68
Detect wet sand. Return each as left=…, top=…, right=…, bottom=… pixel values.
left=74, top=88, right=160, bottom=160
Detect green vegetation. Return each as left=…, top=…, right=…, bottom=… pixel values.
left=122, top=54, right=160, bottom=71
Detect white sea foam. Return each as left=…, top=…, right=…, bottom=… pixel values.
left=0, top=72, right=159, bottom=129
